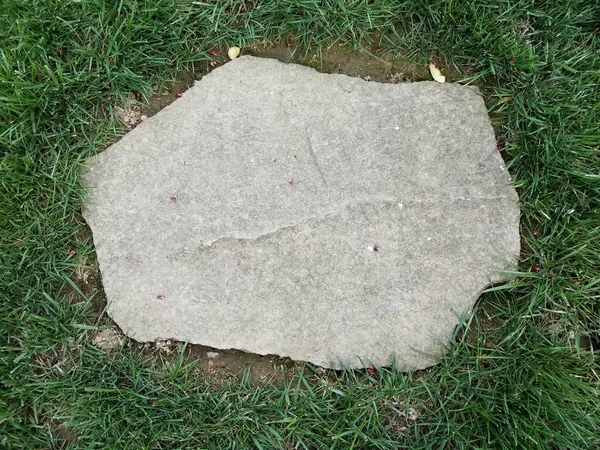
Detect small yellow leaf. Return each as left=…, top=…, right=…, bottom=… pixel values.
left=228, top=46, right=241, bottom=60
left=497, top=96, right=512, bottom=105
left=428, top=63, right=446, bottom=83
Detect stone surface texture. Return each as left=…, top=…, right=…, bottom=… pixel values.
left=83, top=56, right=520, bottom=369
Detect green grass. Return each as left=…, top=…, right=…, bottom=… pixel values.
left=1, top=0, right=599, bottom=448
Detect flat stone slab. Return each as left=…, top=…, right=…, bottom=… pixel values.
left=83, top=56, right=520, bottom=369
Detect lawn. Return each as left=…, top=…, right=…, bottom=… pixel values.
left=1, top=0, right=599, bottom=448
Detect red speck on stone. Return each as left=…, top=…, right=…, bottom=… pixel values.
left=170, top=192, right=179, bottom=201
left=373, top=243, right=379, bottom=252
left=236, top=260, right=241, bottom=266
left=287, top=178, right=295, bottom=185
left=157, top=294, right=165, bottom=300
left=207, top=49, right=218, bottom=56
left=209, top=61, right=216, bottom=68
left=532, top=263, right=541, bottom=272
left=175, top=91, right=182, bottom=98
left=368, top=365, right=377, bottom=376
left=497, top=144, right=503, bottom=151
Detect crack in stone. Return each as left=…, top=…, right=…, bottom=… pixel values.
left=280, top=97, right=328, bottom=187
left=197, top=194, right=511, bottom=250
left=303, top=126, right=328, bottom=187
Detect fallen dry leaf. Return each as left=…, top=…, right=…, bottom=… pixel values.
left=228, top=46, right=241, bottom=60
left=428, top=63, right=446, bottom=83
left=114, top=94, right=144, bottom=128
left=387, top=399, right=419, bottom=432
left=92, top=328, right=123, bottom=353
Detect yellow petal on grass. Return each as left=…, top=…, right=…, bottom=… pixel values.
left=228, top=46, right=241, bottom=60
left=497, top=96, right=512, bottom=105
left=428, top=63, right=446, bottom=83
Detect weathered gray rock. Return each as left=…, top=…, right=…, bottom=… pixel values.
left=82, top=56, right=520, bottom=369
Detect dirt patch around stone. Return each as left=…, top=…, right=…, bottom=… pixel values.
left=72, top=43, right=504, bottom=383
left=60, top=222, right=107, bottom=318
left=248, top=41, right=434, bottom=82
left=183, top=344, right=299, bottom=385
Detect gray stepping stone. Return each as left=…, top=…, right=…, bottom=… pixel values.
left=82, top=56, right=520, bottom=369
